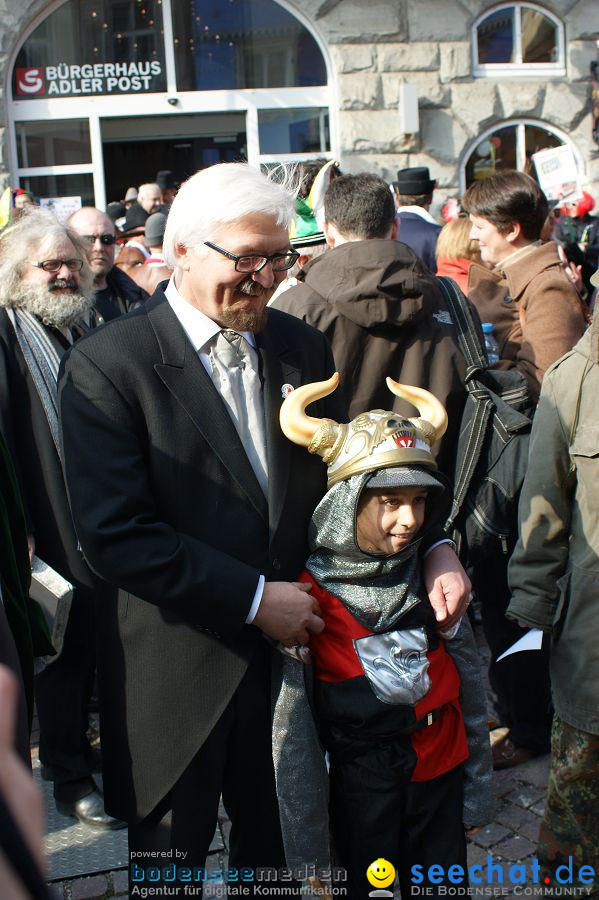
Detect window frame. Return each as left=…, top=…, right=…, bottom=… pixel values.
left=472, top=2, right=565, bottom=78
left=459, top=118, right=584, bottom=193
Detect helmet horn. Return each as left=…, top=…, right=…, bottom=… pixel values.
left=279, top=373, right=340, bottom=449
left=386, top=378, right=448, bottom=442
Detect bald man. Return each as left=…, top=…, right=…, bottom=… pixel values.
left=68, top=207, right=147, bottom=325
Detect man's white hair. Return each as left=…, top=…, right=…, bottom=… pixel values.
left=163, top=163, right=296, bottom=270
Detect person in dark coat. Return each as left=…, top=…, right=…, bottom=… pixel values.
left=392, top=166, right=442, bottom=273
left=273, top=172, right=471, bottom=477
left=68, top=207, right=147, bottom=325
left=0, top=207, right=123, bottom=828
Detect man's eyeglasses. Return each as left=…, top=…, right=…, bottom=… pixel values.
left=81, top=233, right=116, bottom=246
left=204, top=241, right=299, bottom=273
left=31, top=259, right=84, bottom=273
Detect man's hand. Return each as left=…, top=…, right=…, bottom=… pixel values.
left=423, top=543, right=471, bottom=630
left=253, top=582, right=324, bottom=646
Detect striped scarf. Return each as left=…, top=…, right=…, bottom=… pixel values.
left=6, top=309, right=62, bottom=458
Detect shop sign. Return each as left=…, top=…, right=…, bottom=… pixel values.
left=15, top=61, right=162, bottom=98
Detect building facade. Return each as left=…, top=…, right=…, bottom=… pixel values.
left=0, top=0, right=597, bottom=209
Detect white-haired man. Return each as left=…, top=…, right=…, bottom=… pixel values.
left=123, top=181, right=162, bottom=231
left=0, top=208, right=123, bottom=828
left=58, top=163, right=470, bottom=890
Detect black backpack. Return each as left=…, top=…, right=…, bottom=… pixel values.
left=437, top=276, right=535, bottom=563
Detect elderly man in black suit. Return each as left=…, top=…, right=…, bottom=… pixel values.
left=58, top=163, right=470, bottom=892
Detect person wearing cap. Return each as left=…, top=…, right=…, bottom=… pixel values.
left=392, top=166, right=442, bottom=272
left=123, top=186, right=138, bottom=210
left=269, top=161, right=334, bottom=305
left=68, top=207, right=148, bottom=325
left=276, top=376, right=493, bottom=897
left=143, top=212, right=167, bottom=265
left=129, top=213, right=172, bottom=294
left=507, top=296, right=599, bottom=885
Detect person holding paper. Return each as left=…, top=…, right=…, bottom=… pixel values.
left=507, top=297, right=599, bottom=882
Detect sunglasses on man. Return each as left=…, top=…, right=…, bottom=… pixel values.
left=81, top=233, right=116, bottom=246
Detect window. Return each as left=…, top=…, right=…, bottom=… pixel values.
left=172, top=0, right=327, bottom=92
left=258, top=108, right=329, bottom=155
left=16, top=120, right=91, bottom=167
left=473, top=3, right=564, bottom=77
left=461, top=120, right=578, bottom=191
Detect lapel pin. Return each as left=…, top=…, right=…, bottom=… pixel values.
left=281, top=383, right=295, bottom=399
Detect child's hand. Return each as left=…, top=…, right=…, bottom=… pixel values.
left=423, top=543, right=471, bottom=628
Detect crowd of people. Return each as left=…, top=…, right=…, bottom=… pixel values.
left=0, top=157, right=597, bottom=898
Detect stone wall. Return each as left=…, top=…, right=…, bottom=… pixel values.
left=304, top=0, right=599, bottom=202
left=0, top=0, right=597, bottom=203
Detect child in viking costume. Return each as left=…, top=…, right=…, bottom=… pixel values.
left=273, top=374, right=493, bottom=897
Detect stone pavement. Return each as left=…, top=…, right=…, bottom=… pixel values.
left=38, top=746, right=551, bottom=899
left=36, top=620, right=552, bottom=899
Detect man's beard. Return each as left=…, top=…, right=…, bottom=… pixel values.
left=219, top=278, right=270, bottom=333
left=10, top=280, right=93, bottom=329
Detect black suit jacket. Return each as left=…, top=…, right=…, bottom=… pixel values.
left=58, top=288, right=344, bottom=821
left=397, top=211, right=441, bottom=273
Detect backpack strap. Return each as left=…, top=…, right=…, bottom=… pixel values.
left=436, top=275, right=488, bottom=375
left=436, top=276, right=493, bottom=531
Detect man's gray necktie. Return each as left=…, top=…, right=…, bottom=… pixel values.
left=209, top=329, right=268, bottom=495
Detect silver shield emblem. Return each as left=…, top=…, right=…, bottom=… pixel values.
left=353, top=627, right=431, bottom=705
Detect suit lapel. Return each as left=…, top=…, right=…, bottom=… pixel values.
left=147, top=293, right=268, bottom=522
left=257, top=320, right=303, bottom=540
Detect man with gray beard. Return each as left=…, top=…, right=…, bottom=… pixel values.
left=0, top=207, right=124, bottom=829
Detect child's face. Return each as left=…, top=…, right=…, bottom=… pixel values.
left=356, top=486, right=428, bottom=556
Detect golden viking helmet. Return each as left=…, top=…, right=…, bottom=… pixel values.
left=280, top=373, right=448, bottom=489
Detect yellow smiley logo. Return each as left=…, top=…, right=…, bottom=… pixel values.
left=366, top=858, right=396, bottom=889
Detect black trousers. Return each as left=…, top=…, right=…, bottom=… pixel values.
left=128, top=643, right=287, bottom=897
left=35, top=585, right=97, bottom=802
left=471, top=550, right=552, bottom=753
left=330, top=744, right=467, bottom=899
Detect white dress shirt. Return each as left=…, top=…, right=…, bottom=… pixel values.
left=164, top=277, right=265, bottom=624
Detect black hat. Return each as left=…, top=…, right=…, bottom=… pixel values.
left=106, top=201, right=125, bottom=223
left=395, top=166, right=436, bottom=195
left=156, top=170, right=178, bottom=191
left=144, top=212, right=167, bottom=247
